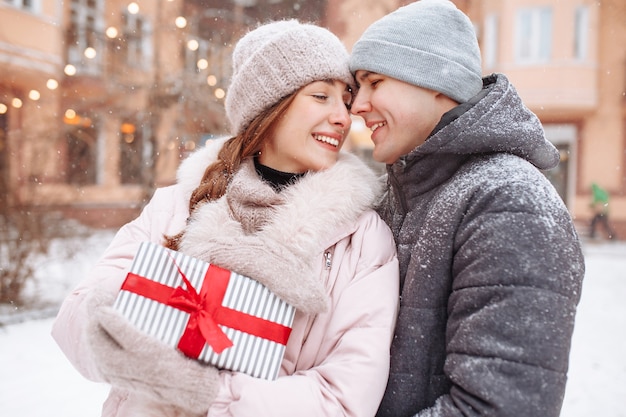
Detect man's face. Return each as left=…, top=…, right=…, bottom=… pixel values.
left=351, top=71, right=451, bottom=164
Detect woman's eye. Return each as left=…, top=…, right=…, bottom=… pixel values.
left=370, top=79, right=381, bottom=88
left=312, top=94, right=328, bottom=101
left=343, top=95, right=353, bottom=109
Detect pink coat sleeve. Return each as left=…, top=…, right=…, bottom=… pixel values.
left=208, top=212, right=400, bottom=417
left=50, top=186, right=187, bottom=381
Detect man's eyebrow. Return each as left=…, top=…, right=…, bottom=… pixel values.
left=355, top=71, right=373, bottom=82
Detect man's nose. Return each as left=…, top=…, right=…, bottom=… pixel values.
left=350, top=90, right=370, bottom=115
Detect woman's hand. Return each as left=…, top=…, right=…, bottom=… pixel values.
left=85, top=292, right=220, bottom=415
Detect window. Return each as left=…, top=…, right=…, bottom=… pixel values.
left=186, top=19, right=236, bottom=89
left=121, top=11, right=152, bottom=68
left=67, top=0, right=104, bottom=75
left=574, top=6, right=589, bottom=60
left=515, top=7, right=553, bottom=64
left=184, top=37, right=211, bottom=75
left=119, top=121, right=143, bottom=184
left=484, top=13, right=499, bottom=69
left=66, top=125, right=97, bottom=185
left=0, top=112, right=8, bottom=200
left=543, top=124, right=578, bottom=208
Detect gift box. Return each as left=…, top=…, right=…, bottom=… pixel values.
left=113, top=241, right=295, bottom=380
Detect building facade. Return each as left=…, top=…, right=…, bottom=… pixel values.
left=2, top=0, right=625, bottom=237
left=1, top=1, right=64, bottom=213
left=2, top=0, right=188, bottom=227
left=1, top=0, right=325, bottom=227
left=464, top=0, right=626, bottom=238
left=337, top=0, right=626, bottom=239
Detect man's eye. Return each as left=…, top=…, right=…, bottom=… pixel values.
left=370, top=79, right=381, bottom=88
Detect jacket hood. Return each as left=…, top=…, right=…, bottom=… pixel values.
left=406, top=74, right=559, bottom=171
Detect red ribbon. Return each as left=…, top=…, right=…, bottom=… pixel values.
left=121, top=259, right=292, bottom=356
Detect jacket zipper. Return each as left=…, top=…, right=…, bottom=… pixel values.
left=321, top=248, right=335, bottom=287
left=388, top=167, right=408, bottom=215
left=301, top=249, right=333, bottom=345
left=324, top=251, right=332, bottom=269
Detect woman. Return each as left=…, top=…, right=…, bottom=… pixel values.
left=52, top=20, right=399, bottom=417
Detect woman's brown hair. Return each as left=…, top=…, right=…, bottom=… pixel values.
left=163, top=91, right=298, bottom=250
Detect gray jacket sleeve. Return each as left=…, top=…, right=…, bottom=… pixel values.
left=422, top=169, right=585, bottom=416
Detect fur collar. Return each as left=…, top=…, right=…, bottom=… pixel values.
left=176, top=139, right=383, bottom=313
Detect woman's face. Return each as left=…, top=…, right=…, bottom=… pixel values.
left=258, top=80, right=353, bottom=173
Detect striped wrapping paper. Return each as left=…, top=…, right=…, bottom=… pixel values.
left=113, top=241, right=295, bottom=380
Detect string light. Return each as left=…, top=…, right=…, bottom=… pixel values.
left=175, top=16, right=187, bottom=29
left=127, top=2, right=139, bottom=14
left=64, top=64, right=77, bottom=76
left=84, top=47, right=97, bottom=59
left=105, top=26, right=118, bottom=38
left=187, top=39, right=199, bottom=51
left=28, top=90, right=41, bottom=101
left=197, top=59, right=208, bottom=70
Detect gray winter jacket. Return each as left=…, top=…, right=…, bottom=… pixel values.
left=376, top=74, right=585, bottom=417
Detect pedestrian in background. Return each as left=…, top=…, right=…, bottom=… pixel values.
left=589, top=182, right=617, bottom=239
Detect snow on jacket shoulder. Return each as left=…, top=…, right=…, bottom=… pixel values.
left=52, top=139, right=399, bottom=417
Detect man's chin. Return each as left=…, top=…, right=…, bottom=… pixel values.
left=373, top=150, right=397, bottom=165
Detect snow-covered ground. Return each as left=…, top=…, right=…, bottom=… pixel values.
left=560, top=240, right=626, bottom=417
left=0, top=231, right=624, bottom=416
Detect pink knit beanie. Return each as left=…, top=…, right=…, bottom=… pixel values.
left=225, top=20, right=354, bottom=135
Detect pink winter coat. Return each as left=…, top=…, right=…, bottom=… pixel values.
left=52, top=138, right=399, bottom=417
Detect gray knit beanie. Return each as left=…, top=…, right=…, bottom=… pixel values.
left=225, top=20, right=354, bottom=135
left=350, top=0, right=482, bottom=103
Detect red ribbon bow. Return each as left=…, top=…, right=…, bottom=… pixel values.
left=166, top=260, right=234, bottom=354
left=121, top=254, right=292, bottom=357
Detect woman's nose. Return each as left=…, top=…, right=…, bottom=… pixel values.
left=331, top=102, right=352, bottom=129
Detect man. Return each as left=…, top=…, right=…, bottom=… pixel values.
left=349, top=1, right=585, bottom=416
